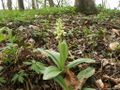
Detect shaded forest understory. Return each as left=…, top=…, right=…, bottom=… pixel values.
left=0, top=8, right=120, bottom=90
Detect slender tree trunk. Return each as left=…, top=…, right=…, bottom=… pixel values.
left=27, top=0, right=31, bottom=9
left=44, top=0, right=47, bottom=7
left=1, top=0, right=5, bottom=10
left=7, top=0, right=12, bottom=10
left=60, top=0, right=64, bottom=7
left=48, top=0, right=55, bottom=7
left=18, top=0, right=25, bottom=10
left=102, top=0, right=107, bottom=8
left=36, top=0, right=39, bottom=8
left=32, top=0, right=36, bottom=9
left=118, top=0, right=120, bottom=7
left=57, top=0, right=60, bottom=7
left=75, top=0, right=97, bottom=15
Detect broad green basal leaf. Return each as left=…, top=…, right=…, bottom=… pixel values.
left=54, top=75, right=68, bottom=90
left=34, top=48, right=61, bottom=68
left=67, top=58, right=95, bottom=68
left=77, top=67, right=95, bottom=80
left=43, top=66, right=61, bottom=80
left=77, top=67, right=95, bottom=90
left=58, top=40, right=68, bottom=69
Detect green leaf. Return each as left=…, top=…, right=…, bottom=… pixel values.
left=0, top=27, right=13, bottom=42
left=54, top=75, right=68, bottom=90
left=0, top=77, right=6, bottom=86
left=77, top=67, right=95, bottom=80
left=58, top=40, right=68, bottom=69
left=0, top=66, right=3, bottom=72
left=67, top=58, right=95, bottom=68
left=12, top=74, right=19, bottom=83
left=43, top=66, right=61, bottom=80
left=45, top=50, right=60, bottom=67
left=0, top=34, right=5, bottom=42
left=12, top=71, right=27, bottom=83
left=24, top=60, right=46, bottom=74
left=23, top=61, right=32, bottom=65
left=30, top=62, right=45, bottom=74
left=35, top=48, right=61, bottom=69
left=82, top=87, right=96, bottom=90
left=18, top=75, right=25, bottom=83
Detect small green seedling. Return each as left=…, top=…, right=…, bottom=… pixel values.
left=12, top=71, right=27, bottom=83
left=23, top=60, right=46, bottom=74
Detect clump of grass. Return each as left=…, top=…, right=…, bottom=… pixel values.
left=96, top=7, right=120, bottom=22
left=0, top=7, right=75, bottom=23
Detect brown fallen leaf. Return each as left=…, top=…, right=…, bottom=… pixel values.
left=29, top=25, right=39, bottom=30
left=7, top=22, right=13, bottom=26
left=103, top=83, right=110, bottom=90
left=101, top=59, right=109, bottom=67
left=112, top=29, right=120, bottom=36
left=65, top=69, right=79, bottom=90
left=27, top=38, right=35, bottom=47
left=95, top=79, right=104, bottom=89
left=109, top=42, right=119, bottom=51
left=103, top=75, right=120, bottom=84
left=18, top=26, right=26, bottom=31
left=101, top=59, right=115, bottom=67
left=114, top=84, right=120, bottom=89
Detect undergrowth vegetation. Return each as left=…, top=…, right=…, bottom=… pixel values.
left=0, top=6, right=120, bottom=23
left=0, top=7, right=75, bottom=23
left=0, top=17, right=96, bottom=90
left=0, top=6, right=120, bottom=90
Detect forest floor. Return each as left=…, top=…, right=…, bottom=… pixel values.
left=0, top=7, right=120, bottom=90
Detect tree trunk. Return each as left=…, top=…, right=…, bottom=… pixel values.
left=18, top=0, right=25, bottom=10
left=7, top=0, right=12, bottom=10
left=75, top=0, right=97, bottom=15
left=36, top=0, right=39, bottom=8
left=32, top=0, right=36, bottom=9
left=48, top=0, right=55, bottom=7
left=118, top=0, right=120, bottom=7
left=1, top=0, right=5, bottom=10
left=118, top=1, right=120, bottom=7
left=44, top=0, right=47, bottom=7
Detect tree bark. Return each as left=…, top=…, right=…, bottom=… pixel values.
left=48, top=0, right=55, bottom=7
left=75, top=0, right=97, bottom=15
left=44, top=0, right=47, bottom=7
left=18, top=0, right=25, bottom=10
left=32, top=0, right=36, bottom=9
left=35, top=0, right=39, bottom=8
left=1, top=0, right=5, bottom=10
left=7, top=0, right=12, bottom=10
